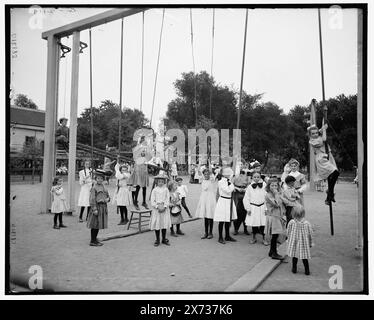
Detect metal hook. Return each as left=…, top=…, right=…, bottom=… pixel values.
left=79, top=41, right=88, bottom=53
left=58, top=42, right=71, bottom=58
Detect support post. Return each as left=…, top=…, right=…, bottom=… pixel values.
left=67, top=31, right=81, bottom=213
left=40, top=35, right=59, bottom=214
left=356, top=9, right=363, bottom=250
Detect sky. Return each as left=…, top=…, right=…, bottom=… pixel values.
left=10, top=6, right=358, bottom=130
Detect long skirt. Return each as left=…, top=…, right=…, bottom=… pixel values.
left=87, top=203, right=108, bottom=229
left=149, top=209, right=172, bottom=230
left=213, top=197, right=237, bottom=222
left=77, top=183, right=91, bottom=207
left=233, top=192, right=246, bottom=224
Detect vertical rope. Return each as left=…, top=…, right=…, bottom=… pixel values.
left=209, top=8, right=215, bottom=120
left=150, top=9, right=165, bottom=128
left=89, top=28, right=94, bottom=167
left=118, top=18, right=124, bottom=156
left=63, top=42, right=68, bottom=118
left=189, top=9, right=197, bottom=126
left=140, top=11, right=145, bottom=111
left=236, top=9, right=248, bottom=130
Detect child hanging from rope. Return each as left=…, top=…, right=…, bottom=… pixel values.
left=113, top=157, right=132, bottom=225
left=308, top=124, right=339, bottom=205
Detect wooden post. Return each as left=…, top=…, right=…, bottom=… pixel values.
left=67, top=31, right=80, bottom=213
left=40, top=35, right=59, bottom=214
left=356, top=9, right=363, bottom=250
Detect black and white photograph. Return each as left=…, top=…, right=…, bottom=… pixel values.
left=4, top=1, right=368, bottom=297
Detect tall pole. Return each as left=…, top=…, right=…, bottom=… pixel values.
left=236, top=9, right=248, bottom=130
left=40, top=35, right=59, bottom=213
left=356, top=9, right=363, bottom=250
left=234, top=9, right=248, bottom=171
left=118, top=18, right=124, bottom=156
left=89, top=29, right=94, bottom=166
left=140, top=11, right=144, bottom=111
left=67, top=31, right=80, bottom=213
left=318, top=8, right=334, bottom=236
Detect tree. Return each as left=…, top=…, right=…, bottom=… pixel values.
left=77, top=100, right=148, bottom=151
left=14, top=94, right=38, bottom=110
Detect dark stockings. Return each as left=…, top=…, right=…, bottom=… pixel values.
left=327, top=170, right=340, bottom=199
left=133, top=186, right=147, bottom=204
left=218, top=222, right=231, bottom=239
left=204, top=218, right=213, bottom=235
left=118, top=206, right=128, bottom=221
left=90, top=229, right=99, bottom=243
left=252, top=226, right=265, bottom=237
left=161, top=228, right=167, bottom=241
left=181, top=197, right=191, bottom=215
left=54, top=213, right=58, bottom=225
left=155, top=230, right=160, bottom=242
left=292, top=257, right=310, bottom=275
left=270, top=234, right=279, bottom=255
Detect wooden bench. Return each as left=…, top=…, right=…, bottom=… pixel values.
left=127, top=209, right=152, bottom=233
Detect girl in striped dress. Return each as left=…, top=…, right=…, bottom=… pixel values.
left=87, top=171, right=110, bottom=246
left=287, top=205, right=314, bottom=275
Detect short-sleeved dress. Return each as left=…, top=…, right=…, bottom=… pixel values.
left=195, top=178, right=217, bottom=219
left=309, top=136, right=337, bottom=181
left=112, top=164, right=132, bottom=206
left=287, top=219, right=313, bottom=259
left=149, top=186, right=171, bottom=230
left=87, top=184, right=109, bottom=230
left=77, top=168, right=93, bottom=207
left=264, top=192, right=286, bottom=236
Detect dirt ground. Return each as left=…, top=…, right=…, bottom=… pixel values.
left=9, top=177, right=364, bottom=293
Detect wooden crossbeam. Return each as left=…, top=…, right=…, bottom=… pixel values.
left=42, top=8, right=148, bottom=40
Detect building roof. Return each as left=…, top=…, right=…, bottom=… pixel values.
left=10, top=106, right=45, bottom=128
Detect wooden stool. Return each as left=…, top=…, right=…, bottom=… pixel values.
left=127, top=209, right=152, bottom=233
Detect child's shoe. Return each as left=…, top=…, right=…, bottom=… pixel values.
left=161, top=238, right=170, bottom=246
left=176, top=230, right=185, bottom=236
left=154, top=240, right=160, bottom=247
left=207, top=233, right=213, bottom=239
left=201, top=234, right=208, bottom=239
left=170, top=229, right=178, bottom=237
left=53, top=224, right=60, bottom=229
left=59, top=224, right=67, bottom=228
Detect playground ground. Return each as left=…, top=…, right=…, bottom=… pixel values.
left=8, top=177, right=364, bottom=293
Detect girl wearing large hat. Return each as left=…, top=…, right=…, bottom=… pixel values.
left=213, top=167, right=237, bottom=244
left=87, top=170, right=110, bottom=246
left=149, top=172, right=171, bottom=246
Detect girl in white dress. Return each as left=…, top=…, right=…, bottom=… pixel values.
left=51, top=177, right=68, bottom=229
left=149, top=173, right=171, bottom=246
left=113, top=159, right=132, bottom=225
left=171, top=161, right=178, bottom=180
left=195, top=169, right=217, bottom=239
left=243, top=172, right=268, bottom=245
left=281, top=158, right=308, bottom=205
left=78, top=160, right=93, bottom=222
left=214, top=167, right=237, bottom=244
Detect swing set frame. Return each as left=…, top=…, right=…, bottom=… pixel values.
left=40, top=8, right=147, bottom=214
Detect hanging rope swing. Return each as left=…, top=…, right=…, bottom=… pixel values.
left=150, top=9, right=165, bottom=128
left=140, top=11, right=145, bottom=112
left=118, top=18, right=124, bottom=156
left=189, top=9, right=198, bottom=126
left=209, top=8, right=215, bottom=120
